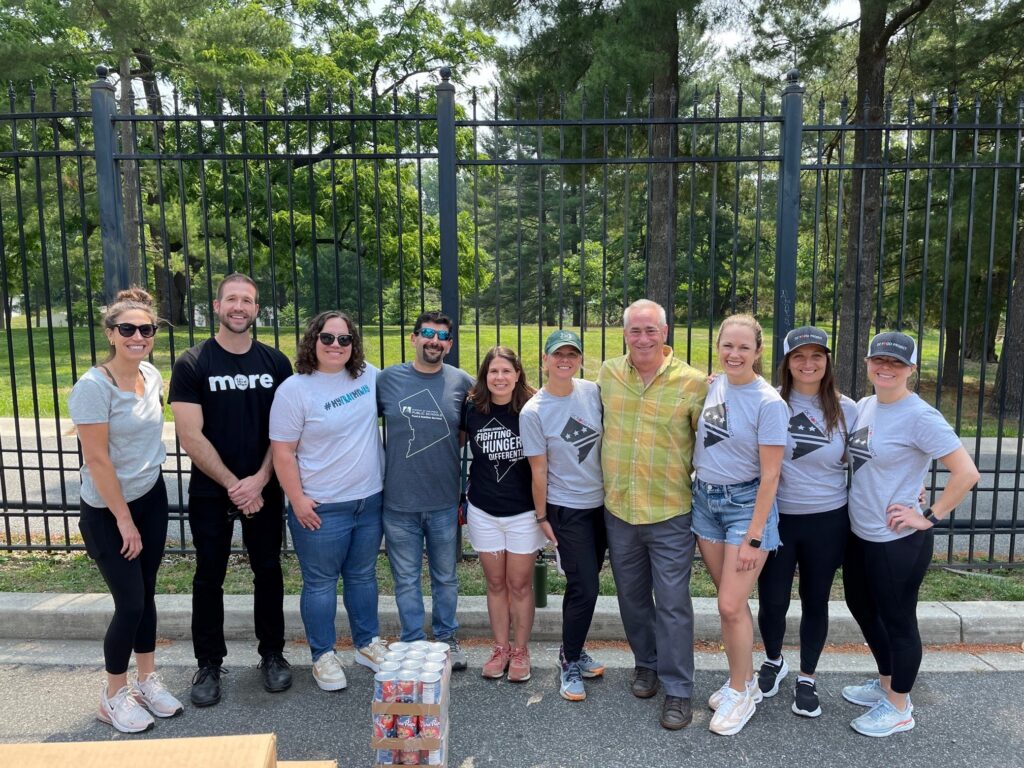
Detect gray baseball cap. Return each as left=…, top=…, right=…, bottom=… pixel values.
left=783, top=326, right=830, bottom=355
left=544, top=329, right=583, bottom=355
left=868, top=331, right=918, bottom=365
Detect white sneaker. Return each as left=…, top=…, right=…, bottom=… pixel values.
left=133, top=672, right=184, bottom=718
left=97, top=684, right=155, bottom=733
left=709, top=686, right=756, bottom=736
left=312, top=651, right=348, bottom=691
left=355, top=637, right=388, bottom=672
left=709, top=677, right=763, bottom=711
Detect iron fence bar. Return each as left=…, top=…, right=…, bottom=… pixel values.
left=558, top=91, right=567, bottom=330
left=470, top=89, right=481, bottom=363
left=810, top=95, right=825, bottom=324
left=599, top=87, right=610, bottom=362
left=514, top=96, right=524, bottom=361
left=436, top=68, right=459, bottom=366
left=773, top=71, right=803, bottom=372
left=709, top=87, right=721, bottom=338
left=730, top=88, right=742, bottom=315
left=348, top=85, right=367, bottom=350
left=876, top=96, right=893, bottom=332
left=688, top=87, right=698, bottom=367
left=327, top=87, right=342, bottom=311
left=493, top=89, right=502, bottom=354
left=896, top=97, right=914, bottom=326
left=306, top=86, right=320, bottom=311
left=192, top=89, right=215, bottom=345
left=751, top=86, right=766, bottom=317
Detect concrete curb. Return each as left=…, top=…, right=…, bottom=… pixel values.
left=1, top=593, right=1020, bottom=645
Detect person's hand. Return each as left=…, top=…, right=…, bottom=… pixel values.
left=737, top=540, right=760, bottom=571
left=887, top=503, right=932, bottom=533
left=538, top=519, right=558, bottom=548
left=240, top=494, right=264, bottom=517
left=117, top=517, right=142, bottom=560
left=918, top=485, right=927, bottom=506
left=706, top=372, right=718, bottom=385
left=228, top=474, right=266, bottom=509
left=293, top=496, right=321, bottom=530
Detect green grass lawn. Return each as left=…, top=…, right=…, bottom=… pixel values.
left=1, top=550, right=1022, bottom=602
left=0, top=322, right=1014, bottom=436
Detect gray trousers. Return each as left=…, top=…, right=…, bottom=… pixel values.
left=605, top=510, right=696, bottom=698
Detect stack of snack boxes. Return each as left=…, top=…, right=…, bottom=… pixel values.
left=370, top=640, right=451, bottom=767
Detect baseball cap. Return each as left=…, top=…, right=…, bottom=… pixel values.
left=867, top=331, right=918, bottom=366
left=783, top=326, right=830, bottom=355
left=544, top=329, right=583, bottom=355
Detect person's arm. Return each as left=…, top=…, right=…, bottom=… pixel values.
left=887, top=446, right=980, bottom=533
left=527, top=453, right=558, bottom=548
left=77, top=423, right=142, bottom=560
left=738, top=444, right=783, bottom=571
left=271, top=439, right=321, bottom=530
left=172, top=401, right=269, bottom=511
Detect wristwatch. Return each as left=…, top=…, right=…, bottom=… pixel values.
left=747, top=536, right=762, bottom=549
left=923, top=508, right=939, bottom=525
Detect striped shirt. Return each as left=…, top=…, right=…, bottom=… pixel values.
left=598, top=347, right=708, bottom=525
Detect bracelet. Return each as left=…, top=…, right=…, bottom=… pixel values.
left=535, top=515, right=548, bottom=524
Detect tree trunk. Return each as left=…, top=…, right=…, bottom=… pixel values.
left=941, top=324, right=961, bottom=388
left=989, top=228, right=1024, bottom=417
left=964, top=272, right=1002, bottom=363
left=645, top=3, right=680, bottom=331
left=118, top=56, right=142, bottom=287
left=836, top=0, right=889, bottom=399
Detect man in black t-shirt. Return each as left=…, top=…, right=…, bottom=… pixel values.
left=168, top=273, right=293, bottom=707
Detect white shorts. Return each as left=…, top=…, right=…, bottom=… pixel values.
left=466, top=501, right=547, bottom=555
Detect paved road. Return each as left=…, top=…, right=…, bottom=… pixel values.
left=0, top=640, right=1021, bottom=767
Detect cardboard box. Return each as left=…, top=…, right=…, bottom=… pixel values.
left=0, top=733, right=278, bottom=768
left=370, top=673, right=449, bottom=766
left=278, top=762, right=337, bottom=768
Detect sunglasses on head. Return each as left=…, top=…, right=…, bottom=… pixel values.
left=415, top=328, right=452, bottom=341
left=318, top=332, right=353, bottom=347
left=112, top=322, right=158, bottom=338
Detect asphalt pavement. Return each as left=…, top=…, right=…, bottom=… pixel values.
left=0, top=639, right=1021, bottom=768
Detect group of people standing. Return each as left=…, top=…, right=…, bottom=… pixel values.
left=68, top=279, right=978, bottom=741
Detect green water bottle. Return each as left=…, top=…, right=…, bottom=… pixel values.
left=534, top=552, right=548, bottom=608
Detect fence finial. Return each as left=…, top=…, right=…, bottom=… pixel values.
left=440, top=66, right=452, bottom=82
left=95, top=64, right=109, bottom=79
left=786, top=68, right=800, bottom=85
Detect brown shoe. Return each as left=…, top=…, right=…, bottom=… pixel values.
left=481, top=644, right=511, bottom=679
left=660, top=695, right=693, bottom=730
left=507, top=646, right=531, bottom=682
left=631, top=666, right=660, bottom=698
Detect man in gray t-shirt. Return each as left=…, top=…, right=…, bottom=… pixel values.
left=377, top=311, right=473, bottom=668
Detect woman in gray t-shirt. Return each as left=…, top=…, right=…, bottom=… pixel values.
left=842, top=331, right=979, bottom=738
left=67, top=288, right=180, bottom=733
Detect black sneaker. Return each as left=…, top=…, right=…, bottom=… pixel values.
left=258, top=652, right=293, bottom=693
left=757, top=657, right=789, bottom=697
left=190, top=664, right=226, bottom=707
left=792, top=679, right=822, bottom=718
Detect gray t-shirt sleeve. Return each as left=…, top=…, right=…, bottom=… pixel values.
left=269, top=376, right=306, bottom=443
left=912, top=405, right=963, bottom=460
left=67, top=375, right=111, bottom=425
left=519, top=405, right=545, bottom=457
left=758, top=398, right=790, bottom=445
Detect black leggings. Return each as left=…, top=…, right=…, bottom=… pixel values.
left=843, top=529, right=933, bottom=694
left=79, top=476, right=169, bottom=675
left=547, top=504, right=607, bottom=662
left=757, top=505, right=848, bottom=675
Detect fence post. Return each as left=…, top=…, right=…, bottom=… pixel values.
left=773, top=68, right=804, bottom=377
left=89, top=65, right=128, bottom=302
left=436, top=67, right=460, bottom=367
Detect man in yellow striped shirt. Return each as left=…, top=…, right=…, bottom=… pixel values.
left=597, top=298, right=707, bottom=731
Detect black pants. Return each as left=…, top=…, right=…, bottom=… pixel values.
left=757, top=505, right=848, bottom=675
left=548, top=504, right=607, bottom=662
left=79, top=476, right=169, bottom=675
left=188, top=487, right=285, bottom=666
left=843, top=528, right=933, bottom=694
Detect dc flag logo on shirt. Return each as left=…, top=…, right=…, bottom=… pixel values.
left=789, top=412, right=830, bottom=460
left=703, top=403, right=729, bottom=448
left=847, top=426, right=873, bottom=473
left=560, top=416, right=599, bottom=464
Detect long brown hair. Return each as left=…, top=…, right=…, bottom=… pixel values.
left=777, top=346, right=847, bottom=438
left=716, top=313, right=764, bottom=376
left=466, top=346, right=535, bottom=415
left=295, top=311, right=366, bottom=376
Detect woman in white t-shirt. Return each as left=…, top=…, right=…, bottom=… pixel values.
left=841, top=331, right=979, bottom=737
left=270, top=311, right=386, bottom=692
left=692, top=314, right=788, bottom=737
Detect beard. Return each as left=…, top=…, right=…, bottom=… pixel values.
left=420, top=345, right=445, bottom=364
left=218, top=312, right=256, bottom=334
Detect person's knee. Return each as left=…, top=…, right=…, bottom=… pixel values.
left=506, top=574, right=532, bottom=599
left=718, top=594, right=749, bottom=624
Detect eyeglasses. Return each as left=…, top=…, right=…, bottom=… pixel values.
left=318, top=332, right=353, bottom=347
left=415, top=328, right=452, bottom=341
left=112, top=322, right=158, bottom=338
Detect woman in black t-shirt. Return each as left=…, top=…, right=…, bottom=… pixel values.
left=461, top=346, right=543, bottom=683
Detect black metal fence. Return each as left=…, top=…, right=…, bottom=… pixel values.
left=1, top=67, right=1021, bottom=566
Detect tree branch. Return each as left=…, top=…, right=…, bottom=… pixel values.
left=878, top=0, right=935, bottom=51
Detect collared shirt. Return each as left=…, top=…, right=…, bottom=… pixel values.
left=598, top=346, right=707, bottom=525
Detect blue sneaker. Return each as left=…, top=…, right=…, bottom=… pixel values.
left=850, top=698, right=915, bottom=737
left=577, top=648, right=605, bottom=679
left=842, top=678, right=886, bottom=707
left=559, top=660, right=586, bottom=701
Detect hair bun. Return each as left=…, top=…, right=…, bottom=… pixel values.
left=115, top=287, right=153, bottom=306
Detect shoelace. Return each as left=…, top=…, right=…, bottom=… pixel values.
left=318, top=654, right=343, bottom=673
left=110, top=685, right=142, bottom=715
left=563, top=662, right=583, bottom=684
left=259, top=654, right=291, bottom=670
left=715, top=688, right=744, bottom=717
left=191, top=665, right=227, bottom=685
left=365, top=642, right=388, bottom=660
left=137, top=672, right=168, bottom=695
left=510, top=647, right=528, bottom=664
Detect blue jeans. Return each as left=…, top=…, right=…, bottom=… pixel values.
left=383, top=505, right=459, bottom=642
left=692, top=477, right=781, bottom=551
left=287, top=492, right=382, bottom=660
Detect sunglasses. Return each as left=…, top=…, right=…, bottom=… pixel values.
left=415, top=328, right=452, bottom=341
left=318, top=332, right=353, bottom=347
left=112, top=322, right=158, bottom=338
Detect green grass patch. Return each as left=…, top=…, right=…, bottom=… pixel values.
left=1, top=550, right=1021, bottom=601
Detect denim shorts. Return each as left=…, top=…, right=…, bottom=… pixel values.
left=692, top=477, right=781, bottom=551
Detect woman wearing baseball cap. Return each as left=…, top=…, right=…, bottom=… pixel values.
left=753, top=326, right=857, bottom=718
left=520, top=330, right=608, bottom=702
left=842, top=331, right=979, bottom=737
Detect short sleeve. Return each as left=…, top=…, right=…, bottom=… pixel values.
left=67, top=375, right=111, bottom=425
left=757, top=396, right=790, bottom=446
left=912, top=405, right=963, bottom=461
left=269, top=379, right=306, bottom=443
left=168, top=349, right=202, bottom=405
left=519, top=404, right=545, bottom=457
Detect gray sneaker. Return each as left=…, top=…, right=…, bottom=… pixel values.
left=439, top=634, right=468, bottom=671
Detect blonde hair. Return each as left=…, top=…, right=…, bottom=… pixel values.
left=716, top=314, right=764, bottom=376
